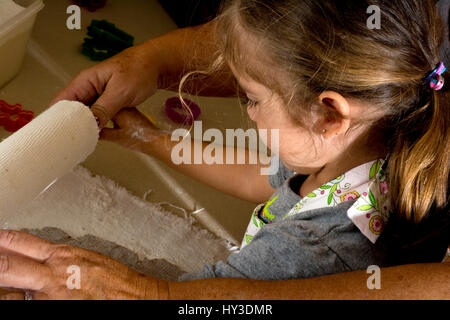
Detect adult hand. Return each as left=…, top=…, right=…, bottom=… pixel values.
left=0, top=230, right=162, bottom=300
left=50, top=43, right=163, bottom=129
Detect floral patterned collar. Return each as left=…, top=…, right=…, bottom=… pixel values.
left=241, top=158, right=390, bottom=249
left=285, top=158, right=390, bottom=244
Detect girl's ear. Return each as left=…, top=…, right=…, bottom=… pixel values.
left=315, top=91, right=351, bottom=138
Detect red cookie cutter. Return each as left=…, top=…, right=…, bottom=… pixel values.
left=0, top=100, right=34, bottom=133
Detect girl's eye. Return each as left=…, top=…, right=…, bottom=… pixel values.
left=247, top=98, right=258, bottom=107
left=243, top=96, right=258, bottom=107
left=240, top=95, right=259, bottom=107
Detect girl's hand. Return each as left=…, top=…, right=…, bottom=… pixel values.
left=0, top=230, right=160, bottom=300
left=50, top=43, right=163, bottom=129
left=100, top=108, right=166, bottom=153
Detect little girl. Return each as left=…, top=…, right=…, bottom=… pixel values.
left=101, top=0, right=449, bottom=280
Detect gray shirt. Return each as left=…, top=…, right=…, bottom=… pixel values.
left=180, top=157, right=389, bottom=281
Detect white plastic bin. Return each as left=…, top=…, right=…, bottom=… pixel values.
left=0, top=0, right=44, bottom=88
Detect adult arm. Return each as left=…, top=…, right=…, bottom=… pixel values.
left=0, top=230, right=448, bottom=300
left=167, top=261, right=450, bottom=300
left=52, top=21, right=237, bottom=128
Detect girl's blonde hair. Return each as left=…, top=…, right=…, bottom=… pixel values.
left=209, top=0, right=448, bottom=223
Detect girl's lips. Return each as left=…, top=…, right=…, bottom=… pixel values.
left=247, top=105, right=257, bottom=121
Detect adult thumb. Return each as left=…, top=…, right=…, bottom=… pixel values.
left=90, top=104, right=112, bottom=129
left=90, top=93, right=122, bottom=129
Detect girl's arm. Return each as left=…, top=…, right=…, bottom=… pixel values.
left=100, top=109, right=275, bottom=203
left=145, top=136, right=275, bottom=203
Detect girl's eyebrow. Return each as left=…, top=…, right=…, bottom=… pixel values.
left=229, top=64, right=259, bottom=94
left=235, top=78, right=248, bottom=91
left=236, top=79, right=256, bottom=95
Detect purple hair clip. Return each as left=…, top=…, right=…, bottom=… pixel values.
left=424, top=62, right=446, bottom=91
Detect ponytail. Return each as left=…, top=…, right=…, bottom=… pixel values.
left=387, top=88, right=449, bottom=223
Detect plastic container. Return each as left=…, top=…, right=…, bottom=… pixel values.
left=0, top=0, right=44, bottom=88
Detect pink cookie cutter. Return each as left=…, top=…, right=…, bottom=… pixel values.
left=165, top=97, right=201, bottom=125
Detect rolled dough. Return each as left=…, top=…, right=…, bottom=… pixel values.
left=22, top=227, right=185, bottom=281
